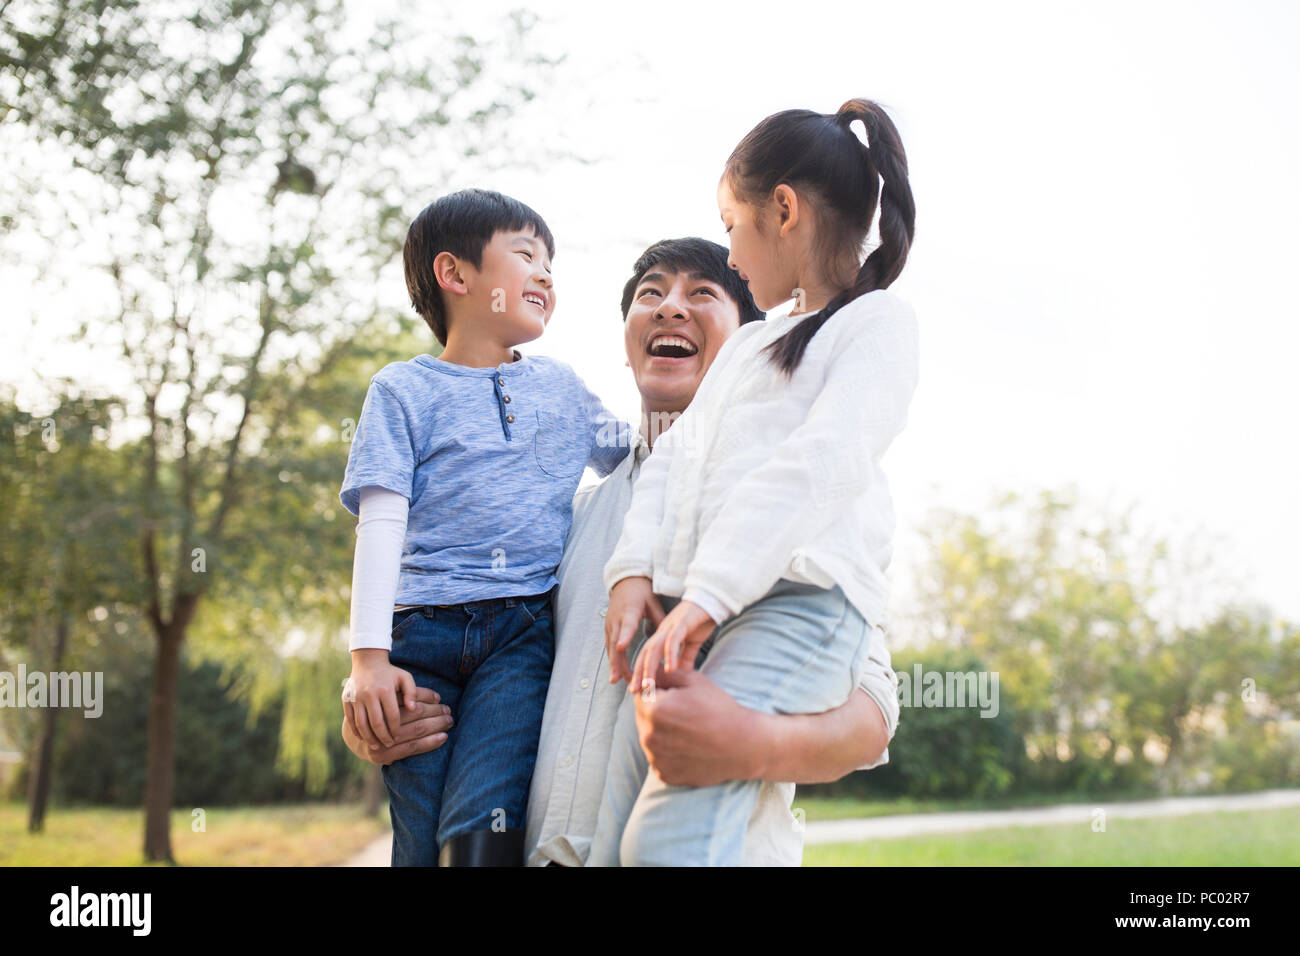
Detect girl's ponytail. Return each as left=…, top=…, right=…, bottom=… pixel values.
left=726, top=99, right=915, bottom=377
left=835, top=99, right=915, bottom=298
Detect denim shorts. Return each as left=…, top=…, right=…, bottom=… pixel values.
left=381, top=586, right=556, bottom=866
left=589, top=578, right=871, bottom=866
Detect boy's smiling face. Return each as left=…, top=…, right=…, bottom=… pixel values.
left=450, top=228, right=555, bottom=345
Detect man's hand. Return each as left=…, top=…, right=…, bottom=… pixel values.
left=629, top=599, right=715, bottom=695
left=341, top=684, right=452, bottom=767
left=632, top=668, right=761, bottom=785
left=605, top=576, right=665, bottom=685
left=346, top=648, right=418, bottom=749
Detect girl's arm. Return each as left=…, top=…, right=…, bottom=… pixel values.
left=601, top=416, right=681, bottom=592
left=601, top=320, right=754, bottom=591
left=680, top=302, right=919, bottom=620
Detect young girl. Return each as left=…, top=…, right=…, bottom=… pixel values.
left=590, top=99, right=919, bottom=866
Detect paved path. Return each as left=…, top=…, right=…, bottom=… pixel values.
left=341, top=788, right=1300, bottom=864
left=800, top=788, right=1300, bottom=845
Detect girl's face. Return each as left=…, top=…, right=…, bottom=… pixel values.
left=717, top=177, right=792, bottom=312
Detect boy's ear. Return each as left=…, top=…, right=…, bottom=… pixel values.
left=433, top=251, right=470, bottom=296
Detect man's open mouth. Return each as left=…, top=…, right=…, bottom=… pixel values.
left=524, top=292, right=547, bottom=310
left=646, top=333, right=699, bottom=359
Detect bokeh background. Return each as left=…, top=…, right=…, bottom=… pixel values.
left=2, top=0, right=1297, bottom=865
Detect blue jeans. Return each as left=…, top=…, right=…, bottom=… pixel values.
left=381, top=587, right=556, bottom=866
left=588, top=578, right=871, bottom=867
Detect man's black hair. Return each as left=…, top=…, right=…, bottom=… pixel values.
left=404, top=188, right=555, bottom=345
left=619, top=237, right=764, bottom=325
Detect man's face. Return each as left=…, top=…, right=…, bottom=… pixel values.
left=624, top=265, right=741, bottom=411
left=459, top=228, right=555, bottom=344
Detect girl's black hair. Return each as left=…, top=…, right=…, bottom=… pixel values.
left=403, top=188, right=555, bottom=346
left=724, top=99, right=916, bottom=377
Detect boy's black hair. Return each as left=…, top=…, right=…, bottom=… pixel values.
left=619, top=237, right=764, bottom=326
left=403, top=188, right=556, bottom=346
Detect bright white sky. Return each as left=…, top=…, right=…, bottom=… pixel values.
left=8, top=0, right=1299, bottom=623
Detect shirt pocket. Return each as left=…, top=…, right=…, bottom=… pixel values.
left=533, top=408, right=588, bottom=479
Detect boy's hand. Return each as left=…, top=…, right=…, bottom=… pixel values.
left=341, top=685, right=452, bottom=767
left=630, top=600, right=716, bottom=696
left=605, top=576, right=665, bottom=685
left=346, top=648, right=418, bottom=750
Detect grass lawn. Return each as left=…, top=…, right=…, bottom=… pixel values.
left=801, top=806, right=1300, bottom=866
left=1, top=802, right=389, bottom=867
left=792, top=789, right=1177, bottom=822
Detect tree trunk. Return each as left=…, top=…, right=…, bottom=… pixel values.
left=143, top=625, right=184, bottom=863
left=363, top=764, right=383, bottom=818
left=26, top=613, right=71, bottom=833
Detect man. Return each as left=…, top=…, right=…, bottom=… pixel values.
left=343, top=238, right=899, bottom=866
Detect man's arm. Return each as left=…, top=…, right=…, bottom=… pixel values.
left=633, top=668, right=889, bottom=786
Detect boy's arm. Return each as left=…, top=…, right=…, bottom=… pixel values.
left=349, top=486, right=408, bottom=652
left=345, top=486, right=419, bottom=749
left=339, top=378, right=421, bottom=747
left=586, top=393, right=634, bottom=479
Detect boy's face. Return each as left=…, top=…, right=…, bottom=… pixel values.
left=624, top=265, right=741, bottom=410
left=456, top=228, right=555, bottom=344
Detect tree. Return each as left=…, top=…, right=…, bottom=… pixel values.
left=2, top=0, right=559, bottom=861
left=0, top=389, right=138, bottom=831
left=903, top=488, right=1300, bottom=795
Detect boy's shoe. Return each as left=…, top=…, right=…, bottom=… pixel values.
left=438, top=828, right=525, bottom=867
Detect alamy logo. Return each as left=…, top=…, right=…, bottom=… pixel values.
left=897, top=665, right=1000, bottom=718
left=49, top=886, right=151, bottom=936
left=0, top=667, right=103, bottom=718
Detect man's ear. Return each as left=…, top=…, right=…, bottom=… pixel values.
left=433, top=251, right=469, bottom=296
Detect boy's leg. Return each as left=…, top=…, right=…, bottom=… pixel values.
left=618, top=580, right=871, bottom=867
left=381, top=607, right=465, bottom=867
left=436, top=591, right=555, bottom=861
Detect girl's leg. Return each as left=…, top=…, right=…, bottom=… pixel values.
left=618, top=580, right=871, bottom=867
left=587, top=691, right=647, bottom=867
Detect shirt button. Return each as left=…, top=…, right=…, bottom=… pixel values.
left=506, top=414, right=514, bottom=423
left=497, top=377, right=505, bottom=386
left=579, top=678, right=590, bottom=689
left=562, top=755, right=573, bottom=767
left=503, top=395, right=511, bottom=403
left=598, top=607, right=607, bottom=618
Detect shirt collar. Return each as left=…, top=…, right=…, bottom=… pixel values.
left=629, top=428, right=651, bottom=474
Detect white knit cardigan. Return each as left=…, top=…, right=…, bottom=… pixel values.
left=602, top=288, right=920, bottom=630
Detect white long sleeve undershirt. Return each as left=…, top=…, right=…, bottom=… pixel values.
left=349, top=485, right=410, bottom=652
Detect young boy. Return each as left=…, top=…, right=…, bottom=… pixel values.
left=339, top=189, right=630, bottom=866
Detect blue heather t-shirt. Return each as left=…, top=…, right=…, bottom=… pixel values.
left=340, top=350, right=633, bottom=606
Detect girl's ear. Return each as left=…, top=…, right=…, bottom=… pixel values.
left=773, top=184, right=800, bottom=236
left=434, top=251, right=469, bottom=295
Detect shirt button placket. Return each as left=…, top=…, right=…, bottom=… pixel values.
left=493, top=375, right=514, bottom=439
